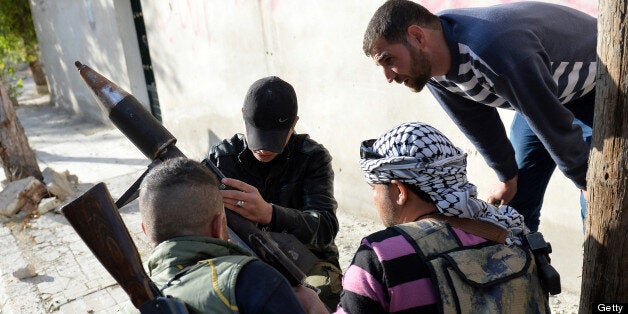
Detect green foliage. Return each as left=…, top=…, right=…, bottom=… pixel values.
left=0, top=0, right=37, bottom=99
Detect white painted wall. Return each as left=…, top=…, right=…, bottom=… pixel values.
left=140, top=0, right=595, bottom=228
left=140, top=0, right=595, bottom=296
left=29, top=0, right=149, bottom=122
left=30, top=0, right=596, bottom=295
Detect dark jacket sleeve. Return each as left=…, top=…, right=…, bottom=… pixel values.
left=207, top=137, right=238, bottom=171
left=270, top=146, right=339, bottom=248
left=236, top=260, right=305, bottom=314
left=427, top=82, right=518, bottom=182
left=492, top=53, right=589, bottom=189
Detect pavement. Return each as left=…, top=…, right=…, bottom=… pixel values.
left=0, top=73, right=581, bottom=313
left=0, top=97, right=150, bottom=312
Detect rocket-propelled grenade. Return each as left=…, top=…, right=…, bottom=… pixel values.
left=74, top=61, right=310, bottom=287
left=75, top=61, right=182, bottom=161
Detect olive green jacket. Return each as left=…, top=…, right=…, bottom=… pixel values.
left=123, top=236, right=256, bottom=314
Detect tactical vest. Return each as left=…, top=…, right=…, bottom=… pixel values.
left=160, top=255, right=256, bottom=314
left=393, top=219, right=549, bottom=314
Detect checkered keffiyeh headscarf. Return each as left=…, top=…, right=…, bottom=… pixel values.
left=360, top=122, right=528, bottom=245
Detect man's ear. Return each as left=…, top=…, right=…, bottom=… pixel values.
left=211, top=211, right=229, bottom=240
left=390, top=180, right=408, bottom=205
left=141, top=222, right=159, bottom=248
left=406, top=25, right=425, bottom=47
left=291, top=116, right=300, bottom=130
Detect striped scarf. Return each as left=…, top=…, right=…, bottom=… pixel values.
left=360, top=122, right=528, bottom=245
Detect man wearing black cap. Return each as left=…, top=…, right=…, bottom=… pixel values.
left=208, top=76, right=342, bottom=310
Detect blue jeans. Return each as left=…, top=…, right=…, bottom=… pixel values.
left=508, top=92, right=593, bottom=232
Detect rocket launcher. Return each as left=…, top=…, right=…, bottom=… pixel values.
left=72, top=61, right=314, bottom=288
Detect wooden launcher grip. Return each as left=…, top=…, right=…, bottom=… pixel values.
left=60, top=182, right=154, bottom=308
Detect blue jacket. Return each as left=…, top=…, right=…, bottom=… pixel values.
left=427, top=1, right=596, bottom=189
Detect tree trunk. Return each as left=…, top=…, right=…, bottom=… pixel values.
left=28, top=58, right=49, bottom=95
left=0, top=80, right=42, bottom=182
left=579, top=0, right=628, bottom=312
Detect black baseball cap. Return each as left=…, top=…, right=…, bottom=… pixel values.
left=243, top=76, right=298, bottom=153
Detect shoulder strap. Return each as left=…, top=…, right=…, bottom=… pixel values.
left=160, top=256, right=257, bottom=292
left=422, top=214, right=508, bottom=244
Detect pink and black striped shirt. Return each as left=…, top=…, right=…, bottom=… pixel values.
left=336, top=225, right=488, bottom=313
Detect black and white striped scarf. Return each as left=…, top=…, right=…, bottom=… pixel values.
left=360, top=122, right=528, bottom=245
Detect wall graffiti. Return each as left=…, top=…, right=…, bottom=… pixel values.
left=421, top=0, right=597, bottom=16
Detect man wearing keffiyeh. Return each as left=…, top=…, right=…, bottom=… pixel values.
left=360, top=121, right=529, bottom=245
left=332, top=122, right=550, bottom=314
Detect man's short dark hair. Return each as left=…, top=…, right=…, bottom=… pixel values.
left=363, top=0, right=441, bottom=56
left=141, top=157, right=219, bottom=191
left=140, top=158, right=222, bottom=245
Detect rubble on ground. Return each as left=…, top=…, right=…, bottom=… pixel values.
left=0, top=167, right=79, bottom=220
left=0, top=177, right=47, bottom=217
left=42, top=167, right=78, bottom=202
left=12, top=263, right=37, bottom=279
left=37, top=197, right=60, bottom=215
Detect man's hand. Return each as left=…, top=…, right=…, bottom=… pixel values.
left=220, top=178, right=273, bottom=224
left=487, top=175, right=518, bottom=206
left=293, top=285, right=329, bottom=314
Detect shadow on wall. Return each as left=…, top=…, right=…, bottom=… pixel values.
left=30, top=0, right=159, bottom=124
left=141, top=36, right=184, bottom=120
left=30, top=1, right=112, bottom=122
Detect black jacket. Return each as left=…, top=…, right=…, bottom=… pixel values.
left=208, top=133, right=339, bottom=264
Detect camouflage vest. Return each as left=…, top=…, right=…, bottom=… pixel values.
left=159, top=255, right=256, bottom=314
left=393, top=219, right=549, bottom=314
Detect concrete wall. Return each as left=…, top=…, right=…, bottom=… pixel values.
left=141, top=0, right=596, bottom=227
left=140, top=1, right=595, bottom=296
left=30, top=0, right=596, bottom=296
left=29, top=0, right=149, bottom=122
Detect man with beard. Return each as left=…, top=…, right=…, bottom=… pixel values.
left=362, top=0, right=596, bottom=232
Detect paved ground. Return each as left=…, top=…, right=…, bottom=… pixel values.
left=0, top=99, right=147, bottom=313
left=0, top=73, right=581, bottom=313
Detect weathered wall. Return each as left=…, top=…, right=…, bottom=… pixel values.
left=29, top=0, right=149, bottom=122
left=30, top=0, right=596, bottom=295
left=140, top=1, right=595, bottom=296
left=140, top=0, right=596, bottom=228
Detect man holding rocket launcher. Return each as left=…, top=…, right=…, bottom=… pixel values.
left=67, top=61, right=327, bottom=313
